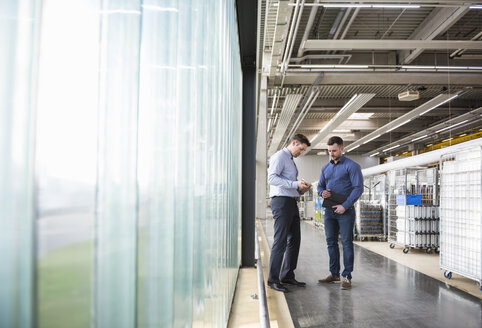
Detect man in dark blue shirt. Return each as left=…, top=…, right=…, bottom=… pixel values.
left=317, top=136, right=363, bottom=290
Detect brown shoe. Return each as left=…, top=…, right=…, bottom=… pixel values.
left=340, top=277, right=351, bottom=290
left=317, top=274, right=340, bottom=284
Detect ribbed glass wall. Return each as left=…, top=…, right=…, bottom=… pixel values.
left=0, top=0, right=242, bottom=327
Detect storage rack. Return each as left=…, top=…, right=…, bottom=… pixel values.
left=439, top=147, right=482, bottom=289
left=388, top=167, right=440, bottom=254
left=355, top=174, right=387, bottom=241
left=313, top=186, right=325, bottom=228
left=299, top=187, right=314, bottom=220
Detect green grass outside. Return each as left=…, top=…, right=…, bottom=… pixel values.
left=37, top=241, right=92, bottom=328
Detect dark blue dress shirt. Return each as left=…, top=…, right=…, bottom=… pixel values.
left=317, top=155, right=364, bottom=209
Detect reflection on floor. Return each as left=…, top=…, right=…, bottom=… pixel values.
left=260, top=218, right=482, bottom=328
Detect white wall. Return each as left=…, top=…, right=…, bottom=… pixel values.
left=294, top=154, right=378, bottom=184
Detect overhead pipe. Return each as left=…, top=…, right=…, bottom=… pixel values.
left=332, top=8, right=352, bottom=40
left=362, top=138, right=482, bottom=177
left=296, top=0, right=320, bottom=58
left=339, top=7, right=360, bottom=40
left=290, top=54, right=352, bottom=63
left=281, top=0, right=303, bottom=75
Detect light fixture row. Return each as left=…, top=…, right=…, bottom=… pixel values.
left=273, top=3, right=482, bottom=9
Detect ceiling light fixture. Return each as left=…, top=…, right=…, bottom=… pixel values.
left=387, top=120, right=411, bottom=132
left=470, top=5, right=482, bottom=9
left=322, top=4, right=420, bottom=9
left=309, top=93, right=375, bottom=149
left=383, top=144, right=401, bottom=152
left=435, top=120, right=469, bottom=133
left=370, top=152, right=380, bottom=157
left=412, top=135, right=428, bottom=142
left=349, top=112, right=374, bottom=120
left=418, top=94, right=459, bottom=116
left=363, top=134, right=381, bottom=144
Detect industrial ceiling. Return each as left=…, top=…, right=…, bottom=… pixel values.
left=258, top=1, right=482, bottom=158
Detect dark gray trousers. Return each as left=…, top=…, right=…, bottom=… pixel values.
left=268, top=196, right=301, bottom=283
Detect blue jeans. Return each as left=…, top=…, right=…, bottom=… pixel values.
left=324, top=207, right=355, bottom=279
left=268, top=196, right=301, bottom=284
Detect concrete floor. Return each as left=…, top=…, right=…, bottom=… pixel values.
left=250, top=218, right=482, bottom=328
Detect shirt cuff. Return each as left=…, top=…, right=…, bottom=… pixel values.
left=292, top=181, right=298, bottom=189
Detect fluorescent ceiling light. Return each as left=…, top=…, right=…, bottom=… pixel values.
left=383, top=144, right=400, bottom=152
left=470, top=5, right=482, bottom=9
left=370, top=152, right=380, bottom=157
left=419, top=94, right=459, bottom=116
left=322, top=4, right=419, bottom=9
left=350, top=144, right=361, bottom=151
left=363, top=134, right=381, bottom=144
left=442, top=138, right=453, bottom=142
left=349, top=112, right=374, bottom=120
left=317, top=151, right=327, bottom=156
left=387, top=120, right=411, bottom=132
left=372, top=4, right=420, bottom=9
left=333, top=129, right=351, bottom=133
left=459, top=134, right=467, bottom=137
left=435, top=120, right=469, bottom=133
left=290, top=64, right=368, bottom=69
left=412, top=135, right=428, bottom=142
left=323, top=4, right=371, bottom=8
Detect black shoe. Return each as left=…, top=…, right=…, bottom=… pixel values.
left=281, top=278, right=306, bottom=287
left=267, top=282, right=288, bottom=293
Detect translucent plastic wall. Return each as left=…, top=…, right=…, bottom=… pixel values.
left=0, top=0, right=243, bottom=327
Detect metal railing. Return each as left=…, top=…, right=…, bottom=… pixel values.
left=255, top=223, right=270, bottom=328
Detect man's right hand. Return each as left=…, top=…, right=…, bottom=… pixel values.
left=297, top=180, right=310, bottom=193
left=321, top=189, right=332, bottom=198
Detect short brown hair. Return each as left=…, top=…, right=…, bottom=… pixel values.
left=327, top=136, right=343, bottom=146
left=291, top=134, right=311, bottom=147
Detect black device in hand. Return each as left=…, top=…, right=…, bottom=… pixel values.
left=321, top=192, right=347, bottom=209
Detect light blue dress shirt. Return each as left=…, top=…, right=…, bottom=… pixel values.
left=268, top=148, right=300, bottom=198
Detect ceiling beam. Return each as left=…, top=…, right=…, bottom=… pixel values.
left=303, top=39, right=482, bottom=50
left=281, top=72, right=482, bottom=85
left=399, top=6, right=470, bottom=64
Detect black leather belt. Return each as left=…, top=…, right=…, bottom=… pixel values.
left=272, top=195, right=300, bottom=201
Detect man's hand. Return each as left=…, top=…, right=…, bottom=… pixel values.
left=332, top=204, right=345, bottom=214
left=321, top=189, right=332, bottom=199
left=297, top=180, right=311, bottom=194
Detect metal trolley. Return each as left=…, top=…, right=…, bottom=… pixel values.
left=355, top=174, right=388, bottom=241
left=439, top=146, right=482, bottom=290
left=388, top=167, right=440, bottom=254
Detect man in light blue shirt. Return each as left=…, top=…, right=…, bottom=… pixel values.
left=267, top=134, right=311, bottom=293
left=317, top=136, right=363, bottom=290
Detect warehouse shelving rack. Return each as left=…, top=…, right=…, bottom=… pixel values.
left=439, top=146, right=482, bottom=290
left=387, top=167, right=440, bottom=254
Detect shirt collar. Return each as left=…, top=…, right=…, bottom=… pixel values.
left=283, top=148, right=293, bottom=159
left=330, top=155, right=345, bottom=165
